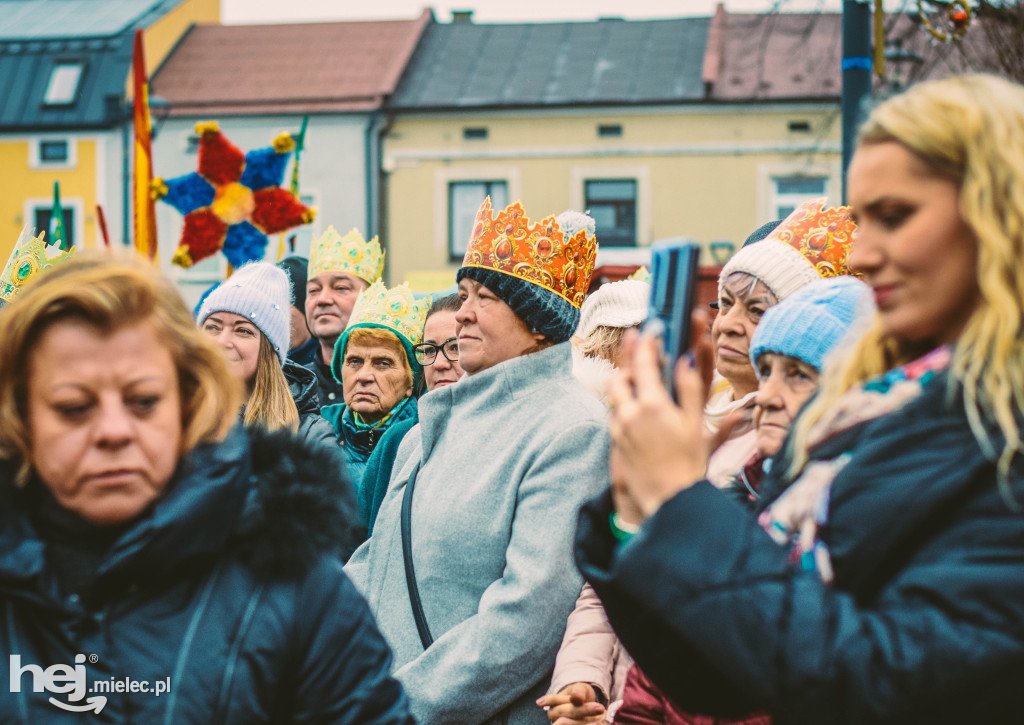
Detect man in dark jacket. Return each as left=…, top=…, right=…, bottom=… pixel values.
left=303, top=227, right=384, bottom=405
left=277, top=255, right=319, bottom=366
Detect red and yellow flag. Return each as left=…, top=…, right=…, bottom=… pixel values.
left=132, top=29, right=158, bottom=260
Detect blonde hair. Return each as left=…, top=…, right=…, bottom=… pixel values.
left=574, top=325, right=629, bottom=364
left=789, top=75, right=1024, bottom=498
left=243, top=334, right=299, bottom=432
left=344, top=327, right=414, bottom=392
left=0, top=252, right=242, bottom=484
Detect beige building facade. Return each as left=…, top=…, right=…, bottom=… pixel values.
left=384, top=103, right=842, bottom=290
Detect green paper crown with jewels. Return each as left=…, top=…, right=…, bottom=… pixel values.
left=308, top=225, right=384, bottom=284
left=0, top=228, right=75, bottom=303
left=346, top=280, right=431, bottom=347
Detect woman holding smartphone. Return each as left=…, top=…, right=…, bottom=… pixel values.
left=577, top=73, right=1024, bottom=724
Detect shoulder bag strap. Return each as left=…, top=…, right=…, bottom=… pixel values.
left=401, top=459, right=434, bottom=649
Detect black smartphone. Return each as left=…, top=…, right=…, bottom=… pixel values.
left=642, top=239, right=701, bottom=396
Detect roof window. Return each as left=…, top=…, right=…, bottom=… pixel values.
left=43, top=62, right=84, bottom=106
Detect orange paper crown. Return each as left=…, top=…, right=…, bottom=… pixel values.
left=766, top=197, right=859, bottom=279
left=461, top=197, right=597, bottom=309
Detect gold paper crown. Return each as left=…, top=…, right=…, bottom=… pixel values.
left=346, top=280, right=431, bottom=346
left=628, top=266, right=652, bottom=284
left=308, top=225, right=384, bottom=284
left=0, top=228, right=75, bottom=303
left=461, top=197, right=597, bottom=309
left=766, top=197, right=859, bottom=279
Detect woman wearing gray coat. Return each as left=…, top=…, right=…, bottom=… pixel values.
left=345, top=200, right=610, bottom=725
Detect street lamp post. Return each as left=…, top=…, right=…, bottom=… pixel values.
left=841, top=0, right=872, bottom=203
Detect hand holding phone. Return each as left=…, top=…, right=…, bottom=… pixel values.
left=642, top=239, right=701, bottom=397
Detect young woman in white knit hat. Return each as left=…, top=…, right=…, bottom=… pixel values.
left=197, top=261, right=336, bottom=450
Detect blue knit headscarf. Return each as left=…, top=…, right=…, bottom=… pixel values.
left=749, top=276, right=873, bottom=374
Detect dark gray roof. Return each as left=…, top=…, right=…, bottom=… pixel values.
left=0, top=0, right=188, bottom=131
left=0, top=0, right=185, bottom=40
left=391, top=17, right=710, bottom=110
left=0, top=31, right=132, bottom=130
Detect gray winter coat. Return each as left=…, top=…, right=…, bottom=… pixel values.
left=345, top=343, right=610, bottom=725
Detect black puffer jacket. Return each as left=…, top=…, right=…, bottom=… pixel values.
left=284, top=360, right=338, bottom=451
left=305, top=355, right=344, bottom=407
left=0, top=426, right=413, bottom=724
left=577, top=372, right=1024, bottom=724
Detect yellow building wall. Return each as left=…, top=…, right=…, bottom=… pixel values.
left=0, top=1, right=217, bottom=266
left=0, top=138, right=101, bottom=263
left=144, top=0, right=221, bottom=73
left=384, top=107, right=841, bottom=290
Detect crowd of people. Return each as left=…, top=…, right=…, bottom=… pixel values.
left=0, top=73, right=1023, bottom=724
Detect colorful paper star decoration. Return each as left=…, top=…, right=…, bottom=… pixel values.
left=152, top=122, right=316, bottom=268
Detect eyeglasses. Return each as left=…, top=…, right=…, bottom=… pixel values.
left=413, top=337, right=459, bottom=365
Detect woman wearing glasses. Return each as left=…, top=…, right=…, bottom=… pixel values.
left=418, top=294, right=466, bottom=391
left=360, top=294, right=465, bottom=533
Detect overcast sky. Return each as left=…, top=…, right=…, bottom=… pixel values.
left=221, top=0, right=860, bottom=25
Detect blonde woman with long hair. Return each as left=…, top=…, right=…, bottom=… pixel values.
left=198, top=262, right=336, bottom=449
left=577, top=74, right=1024, bottom=723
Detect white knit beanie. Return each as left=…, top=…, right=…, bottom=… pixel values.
left=718, top=241, right=821, bottom=303
left=718, top=199, right=858, bottom=302
left=576, top=279, right=651, bottom=339
left=197, top=262, right=291, bottom=365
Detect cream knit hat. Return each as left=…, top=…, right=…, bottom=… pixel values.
left=576, top=279, right=651, bottom=340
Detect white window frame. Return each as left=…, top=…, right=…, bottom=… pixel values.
left=23, top=196, right=85, bottom=248
left=43, top=62, right=84, bottom=106
left=756, top=161, right=842, bottom=222
left=433, top=166, right=522, bottom=258
left=569, top=164, right=651, bottom=247
left=446, top=180, right=511, bottom=261
left=28, top=136, right=78, bottom=170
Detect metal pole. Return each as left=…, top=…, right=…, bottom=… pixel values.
left=841, top=0, right=872, bottom=203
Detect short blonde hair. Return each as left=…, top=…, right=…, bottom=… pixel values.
left=244, top=334, right=300, bottom=432
left=789, top=74, right=1024, bottom=496
left=0, top=252, right=242, bottom=484
left=573, top=325, right=629, bottom=364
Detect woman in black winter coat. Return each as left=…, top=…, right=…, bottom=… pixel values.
left=0, top=255, right=413, bottom=724
left=577, top=74, right=1024, bottom=724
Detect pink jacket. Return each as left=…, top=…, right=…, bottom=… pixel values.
left=548, top=584, right=633, bottom=720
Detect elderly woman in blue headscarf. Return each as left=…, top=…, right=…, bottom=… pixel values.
left=321, top=281, right=430, bottom=490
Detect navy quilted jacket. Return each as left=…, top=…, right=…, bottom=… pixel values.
left=577, top=372, right=1024, bottom=724
left=0, top=426, right=413, bottom=724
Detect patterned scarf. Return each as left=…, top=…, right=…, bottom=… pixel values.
left=757, top=346, right=952, bottom=584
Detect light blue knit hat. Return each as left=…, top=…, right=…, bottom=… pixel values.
left=749, top=276, right=873, bottom=375
left=197, top=262, right=292, bottom=365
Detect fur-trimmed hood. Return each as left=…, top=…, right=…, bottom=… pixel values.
left=231, top=425, right=363, bottom=574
